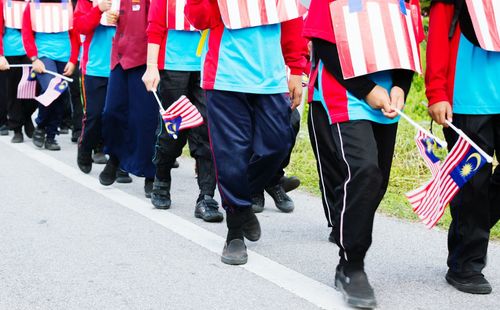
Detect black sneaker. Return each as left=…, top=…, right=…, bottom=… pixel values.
left=144, top=178, right=154, bottom=198
left=71, top=130, right=81, bottom=143
left=99, top=159, right=118, bottom=186
left=32, top=128, right=46, bottom=148
left=279, top=175, right=301, bottom=193
left=445, top=270, right=492, bottom=294
left=116, top=169, right=132, bottom=183
left=251, top=193, right=265, bottom=213
left=0, top=125, right=8, bottom=136
left=92, top=151, right=108, bottom=164
left=24, top=120, right=35, bottom=139
left=221, top=239, right=248, bottom=265
left=44, top=138, right=61, bottom=151
left=77, top=146, right=92, bottom=174
left=151, top=178, right=171, bottom=209
left=328, top=228, right=335, bottom=243
left=59, top=126, right=69, bottom=134
left=335, top=265, right=377, bottom=309
left=172, top=160, right=180, bottom=169
left=265, top=184, right=294, bottom=213
left=195, top=195, right=224, bottom=222
left=11, top=131, right=24, bottom=143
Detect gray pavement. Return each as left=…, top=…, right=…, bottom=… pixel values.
left=0, top=133, right=499, bottom=310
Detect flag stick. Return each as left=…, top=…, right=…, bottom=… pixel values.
left=152, top=91, right=167, bottom=113
left=8, top=65, right=73, bottom=82
left=444, top=120, right=493, bottom=163
left=395, top=108, right=448, bottom=148
left=8, top=64, right=31, bottom=68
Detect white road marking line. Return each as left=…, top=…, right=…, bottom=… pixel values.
left=1, top=139, right=348, bottom=310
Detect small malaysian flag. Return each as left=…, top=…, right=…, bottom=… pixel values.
left=161, top=95, right=203, bottom=139
left=217, top=0, right=307, bottom=30
left=30, top=0, right=73, bottom=33
left=406, top=136, right=488, bottom=228
left=166, top=0, right=197, bottom=31
left=3, top=0, right=27, bottom=29
left=35, top=77, right=68, bottom=107
left=415, top=129, right=442, bottom=177
left=330, top=0, right=422, bottom=79
left=465, top=0, right=500, bottom=52
left=17, top=66, right=37, bottom=99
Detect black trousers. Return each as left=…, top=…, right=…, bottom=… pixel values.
left=80, top=75, right=108, bottom=152
left=443, top=114, right=500, bottom=276
left=309, top=105, right=397, bottom=265
left=63, top=62, right=83, bottom=132
left=0, top=56, right=37, bottom=131
left=153, top=70, right=216, bottom=197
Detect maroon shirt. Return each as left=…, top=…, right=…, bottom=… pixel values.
left=111, top=0, right=150, bottom=70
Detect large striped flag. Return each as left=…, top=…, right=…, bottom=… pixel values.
left=3, top=0, right=27, bottom=29
left=217, top=0, right=308, bottom=30
left=330, top=0, right=422, bottom=79
left=166, top=0, right=197, bottom=30
left=17, top=66, right=37, bottom=99
left=161, top=95, right=203, bottom=139
left=414, top=129, right=442, bottom=177
left=465, top=0, right=500, bottom=52
left=35, top=77, right=68, bottom=107
left=30, top=0, right=73, bottom=33
left=406, top=136, right=488, bottom=228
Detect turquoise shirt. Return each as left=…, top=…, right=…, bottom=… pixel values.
left=35, top=32, right=71, bottom=62
left=3, top=28, right=25, bottom=56
left=164, top=30, right=201, bottom=71
left=87, top=26, right=115, bottom=77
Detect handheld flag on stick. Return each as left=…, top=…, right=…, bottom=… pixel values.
left=35, top=77, right=68, bottom=107
left=414, top=129, right=442, bottom=177
left=152, top=93, right=204, bottom=139
left=9, top=64, right=73, bottom=82
left=16, top=66, right=37, bottom=99
left=396, top=108, right=447, bottom=147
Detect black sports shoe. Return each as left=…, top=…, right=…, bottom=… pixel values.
left=195, top=195, right=224, bottom=222
left=445, top=270, right=492, bottom=294
left=44, top=138, right=61, bottom=151
left=221, top=239, right=248, bottom=265
left=116, top=169, right=133, bottom=183
left=99, top=158, right=118, bottom=186
left=265, top=184, right=294, bottom=213
left=251, top=193, right=265, bottom=213
left=77, top=146, right=92, bottom=173
left=144, top=178, right=154, bottom=198
left=151, top=178, right=171, bottom=209
left=24, top=120, right=35, bottom=139
left=11, top=131, right=24, bottom=143
left=92, top=150, right=108, bottom=164
left=59, top=126, right=69, bottom=134
left=172, top=160, right=180, bottom=169
left=71, top=130, right=81, bottom=143
left=32, top=128, right=46, bottom=148
left=0, top=125, right=8, bottom=136
left=279, top=175, right=301, bottom=193
left=335, top=265, right=377, bottom=309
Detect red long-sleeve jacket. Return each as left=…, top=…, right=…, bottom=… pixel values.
left=73, top=0, right=102, bottom=75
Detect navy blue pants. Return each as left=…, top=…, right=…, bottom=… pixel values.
left=80, top=75, right=107, bottom=152
left=102, top=65, right=157, bottom=178
left=206, top=90, right=293, bottom=210
left=36, top=58, right=67, bottom=139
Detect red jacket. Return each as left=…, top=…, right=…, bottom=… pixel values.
left=73, top=0, right=102, bottom=75
left=21, top=3, right=80, bottom=63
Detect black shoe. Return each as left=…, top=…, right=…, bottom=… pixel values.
left=151, top=178, right=171, bottom=209
left=265, top=184, right=294, bottom=213
left=99, top=159, right=118, bottom=186
left=221, top=239, right=248, bottom=265
left=11, top=131, right=24, bottom=143
left=144, top=178, right=154, bottom=198
left=172, top=160, right=180, bottom=169
left=242, top=210, right=261, bottom=242
left=251, top=193, right=265, bottom=213
left=195, top=195, right=224, bottom=222
left=279, top=175, right=301, bottom=193
left=59, top=126, right=69, bottom=134
left=44, top=138, right=61, bottom=151
left=116, top=169, right=132, bottom=183
left=445, top=271, right=492, bottom=294
left=92, top=151, right=108, bottom=164
left=24, top=120, right=35, bottom=139
left=77, top=146, right=92, bottom=174
left=71, top=130, right=81, bottom=143
left=0, top=125, right=8, bottom=136
left=335, top=265, right=377, bottom=309
left=328, top=228, right=335, bottom=243
left=32, top=128, right=45, bottom=148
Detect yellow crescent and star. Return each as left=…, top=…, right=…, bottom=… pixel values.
left=460, top=153, right=482, bottom=177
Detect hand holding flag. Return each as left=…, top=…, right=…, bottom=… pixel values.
left=0, top=56, right=9, bottom=71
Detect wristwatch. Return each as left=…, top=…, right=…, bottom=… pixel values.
left=30, top=56, right=38, bottom=62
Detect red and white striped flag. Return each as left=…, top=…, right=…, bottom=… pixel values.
left=217, top=0, right=307, bottom=30
left=414, top=129, right=442, bottom=177
left=17, top=66, right=37, bottom=99
left=35, top=77, right=68, bottom=107
left=161, top=95, right=203, bottom=139
left=166, top=0, right=197, bottom=31
left=466, top=0, right=500, bottom=52
left=330, top=0, right=422, bottom=79
left=30, top=1, right=73, bottom=33
left=3, top=0, right=27, bottom=29
left=406, top=136, right=487, bottom=228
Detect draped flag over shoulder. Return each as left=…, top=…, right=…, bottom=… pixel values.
left=465, top=0, right=500, bottom=52
left=17, top=66, right=37, bottom=99
left=415, top=129, right=442, bottom=177
left=166, top=0, right=197, bottom=31
left=161, top=95, right=203, bottom=139
left=406, top=136, right=488, bottom=228
left=35, top=77, right=68, bottom=107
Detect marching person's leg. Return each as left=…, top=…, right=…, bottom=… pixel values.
left=489, top=115, right=500, bottom=228
left=5, top=56, right=25, bottom=143
left=0, top=68, right=8, bottom=136
left=70, top=63, right=83, bottom=142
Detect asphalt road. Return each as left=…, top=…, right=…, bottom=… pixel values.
left=0, top=133, right=498, bottom=310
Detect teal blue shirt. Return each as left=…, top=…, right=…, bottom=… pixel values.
left=86, top=26, right=115, bottom=77
left=164, top=30, right=201, bottom=71
left=35, top=32, right=71, bottom=62
left=3, top=28, right=25, bottom=56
